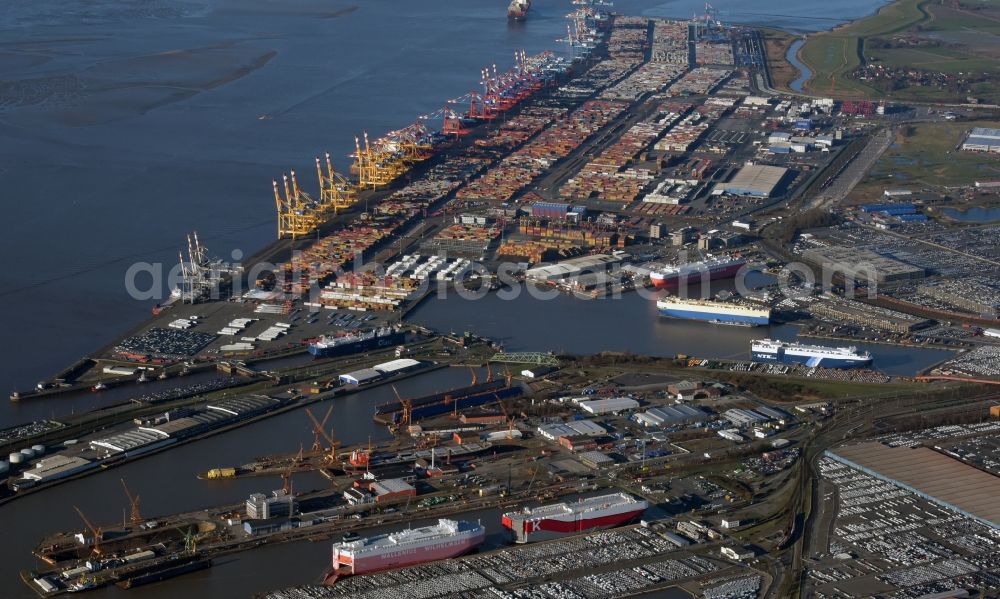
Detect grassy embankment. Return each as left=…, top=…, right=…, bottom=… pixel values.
left=798, top=0, right=928, bottom=97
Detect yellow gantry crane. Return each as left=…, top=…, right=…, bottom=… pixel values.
left=315, top=152, right=357, bottom=214
left=273, top=170, right=321, bottom=239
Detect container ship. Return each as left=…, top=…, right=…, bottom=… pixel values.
left=502, top=493, right=648, bottom=543
left=650, top=257, right=746, bottom=290
left=508, top=0, right=530, bottom=20
left=325, top=519, right=485, bottom=583
left=308, top=327, right=405, bottom=358
left=751, top=339, right=872, bottom=369
left=657, top=298, right=770, bottom=326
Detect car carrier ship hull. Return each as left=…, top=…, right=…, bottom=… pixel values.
left=502, top=493, right=647, bottom=543
left=308, top=330, right=405, bottom=358
left=325, top=519, right=485, bottom=583
left=650, top=258, right=745, bottom=290
left=751, top=339, right=872, bottom=369
left=656, top=299, right=770, bottom=326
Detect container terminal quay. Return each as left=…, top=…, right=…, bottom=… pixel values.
left=7, top=2, right=1000, bottom=597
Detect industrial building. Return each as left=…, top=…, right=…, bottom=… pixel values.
left=578, top=451, right=615, bottom=469
left=577, top=397, right=640, bottom=415
left=373, top=358, right=423, bottom=376
left=370, top=478, right=416, bottom=503
left=719, top=165, right=788, bottom=197
left=917, top=280, right=1000, bottom=317
left=961, top=127, right=1000, bottom=153
left=828, top=443, right=1000, bottom=530
left=90, top=429, right=175, bottom=456
left=802, top=246, right=925, bottom=284
left=722, top=408, right=769, bottom=428
left=811, top=296, right=931, bottom=333
left=530, top=202, right=587, bottom=221
left=755, top=405, right=790, bottom=424
left=524, top=254, right=622, bottom=283
left=537, top=420, right=606, bottom=440
left=339, top=367, right=382, bottom=385
left=20, top=455, right=95, bottom=484
left=633, top=405, right=706, bottom=428
left=246, top=489, right=297, bottom=520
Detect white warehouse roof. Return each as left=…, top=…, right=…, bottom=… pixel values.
left=578, top=397, right=640, bottom=415
left=373, top=358, right=422, bottom=375
left=537, top=420, right=607, bottom=440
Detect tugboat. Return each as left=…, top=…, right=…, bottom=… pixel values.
left=508, top=0, right=530, bottom=20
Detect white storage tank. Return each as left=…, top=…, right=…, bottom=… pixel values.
left=20, top=448, right=35, bottom=460
left=8, top=452, right=24, bottom=465
left=0, top=461, right=8, bottom=474
left=31, top=444, right=45, bottom=455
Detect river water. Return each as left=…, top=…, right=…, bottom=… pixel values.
left=0, top=0, right=903, bottom=595
left=786, top=39, right=812, bottom=92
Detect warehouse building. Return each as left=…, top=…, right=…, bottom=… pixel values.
left=373, top=358, right=423, bottom=376
left=524, top=254, right=622, bottom=283
left=578, top=451, right=615, bottom=469
left=802, top=246, right=925, bottom=284
left=723, top=408, right=769, bottom=427
left=961, top=127, right=1000, bottom=153
left=917, top=280, right=1000, bottom=318
left=339, top=367, right=382, bottom=386
left=530, top=202, right=587, bottom=222
left=537, top=420, right=606, bottom=440
left=811, top=296, right=931, bottom=333
left=828, top=443, right=1000, bottom=530
left=633, top=405, right=706, bottom=428
left=719, top=165, right=788, bottom=198
left=756, top=405, right=790, bottom=424
left=370, top=478, right=417, bottom=503
left=20, top=455, right=96, bottom=484
left=578, top=397, right=640, bottom=415
left=90, top=429, right=174, bottom=456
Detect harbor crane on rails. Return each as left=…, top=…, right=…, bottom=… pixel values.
left=420, top=105, right=472, bottom=137
left=315, top=152, right=357, bottom=213
left=273, top=171, right=321, bottom=239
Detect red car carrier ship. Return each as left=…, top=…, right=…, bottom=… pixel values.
left=650, top=256, right=746, bottom=290
left=502, top=493, right=648, bottom=543
left=324, top=519, right=485, bottom=583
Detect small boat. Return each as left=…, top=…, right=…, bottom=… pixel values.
left=91, top=382, right=107, bottom=392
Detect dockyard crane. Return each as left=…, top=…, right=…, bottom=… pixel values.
left=306, top=408, right=340, bottom=464
left=281, top=445, right=304, bottom=496
left=495, top=394, right=515, bottom=440
left=306, top=405, right=334, bottom=454
left=391, top=385, right=413, bottom=429
left=73, top=506, right=103, bottom=556
left=120, top=478, right=142, bottom=525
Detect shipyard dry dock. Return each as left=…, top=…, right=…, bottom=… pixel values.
left=262, top=523, right=749, bottom=599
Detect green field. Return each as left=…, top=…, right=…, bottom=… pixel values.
left=796, top=0, right=1000, bottom=101
left=798, top=0, right=929, bottom=96
left=855, top=120, right=1000, bottom=195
